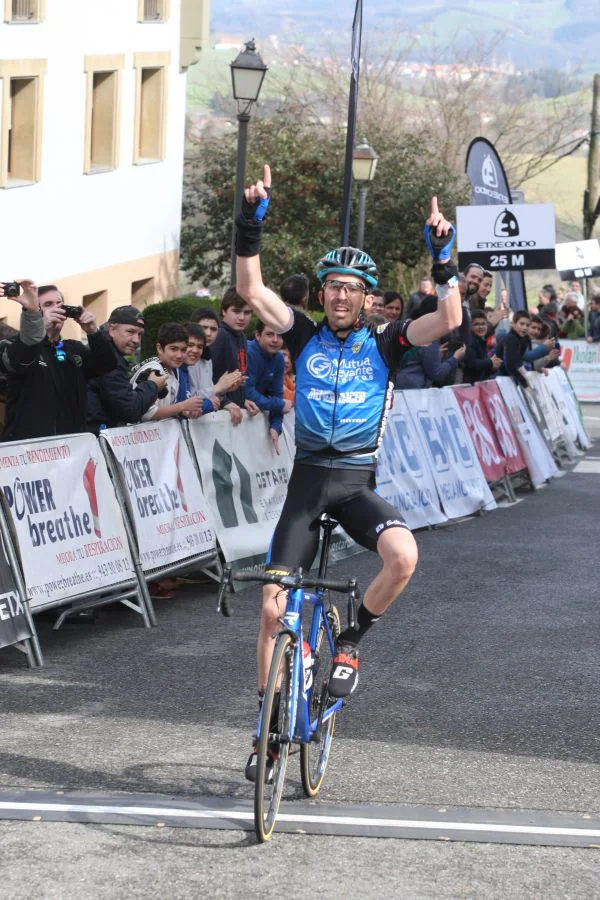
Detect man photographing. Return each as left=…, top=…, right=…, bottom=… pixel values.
left=236, top=164, right=462, bottom=781
left=1, top=284, right=116, bottom=442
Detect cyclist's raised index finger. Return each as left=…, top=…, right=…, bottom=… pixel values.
left=430, top=196, right=439, bottom=217
left=263, top=164, right=272, bottom=189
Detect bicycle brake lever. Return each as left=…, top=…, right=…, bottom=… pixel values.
left=217, top=565, right=233, bottom=617
left=348, top=579, right=359, bottom=631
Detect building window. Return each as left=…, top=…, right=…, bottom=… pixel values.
left=83, top=290, right=108, bottom=324
left=0, top=59, right=46, bottom=188
left=132, top=278, right=155, bottom=307
left=138, top=0, right=169, bottom=22
left=133, top=52, right=170, bottom=164
left=4, top=0, right=44, bottom=23
left=83, top=56, right=124, bottom=175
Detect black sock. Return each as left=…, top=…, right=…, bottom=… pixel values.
left=338, top=602, right=381, bottom=646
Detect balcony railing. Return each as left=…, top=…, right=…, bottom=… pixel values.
left=143, top=0, right=162, bottom=21
left=11, top=0, right=36, bottom=21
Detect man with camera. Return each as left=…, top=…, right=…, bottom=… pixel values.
left=0, top=283, right=116, bottom=442
left=87, top=306, right=167, bottom=433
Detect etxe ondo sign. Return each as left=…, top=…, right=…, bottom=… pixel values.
left=456, top=203, right=556, bottom=271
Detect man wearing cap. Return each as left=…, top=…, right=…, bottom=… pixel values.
left=87, top=306, right=167, bottom=433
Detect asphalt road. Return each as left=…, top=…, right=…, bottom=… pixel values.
left=0, top=408, right=598, bottom=898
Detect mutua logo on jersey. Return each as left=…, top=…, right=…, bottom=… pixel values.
left=482, top=154, right=498, bottom=188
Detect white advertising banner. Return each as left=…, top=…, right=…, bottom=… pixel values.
left=551, top=367, right=592, bottom=450
left=541, top=368, right=579, bottom=447
left=559, top=340, right=600, bottom=403
left=525, top=372, right=563, bottom=443
left=376, top=392, right=447, bottom=529
left=456, top=202, right=556, bottom=272
left=0, top=433, right=133, bottom=610
left=495, top=377, right=558, bottom=486
left=188, top=411, right=293, bottom=566
left=403, top=389, right=496, bottom=518
left=102, top=420, right=216, bottom=572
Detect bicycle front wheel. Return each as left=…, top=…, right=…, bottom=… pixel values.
left=255, top=631, right=294, bottom=842
left=300, top=604, right=340, bottom=797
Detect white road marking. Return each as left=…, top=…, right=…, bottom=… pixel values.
left=573, top=460, right=600, bottom=474
left=0, top=801, right=598, bottom=839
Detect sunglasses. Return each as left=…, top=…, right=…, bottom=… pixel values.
left=324, top=280, right=367, bottom=296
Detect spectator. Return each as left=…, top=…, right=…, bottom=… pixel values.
left=394, top=296, right=465, bottom=389
left=246, top=321, right=292, bottom=454
left=210, top=287, right=259, bottom=419
left=87, top=306, right=167, bottom=434
left=496, top=310, right=531, bottom=388
left=568, top=280, right=585, bottom=311
left=1, top=283, right=116, bottom=442
left=190, top=306, right=219, bottom=347
left=559, top=304, right=586, bottom=340
left=537, top=287, right=553, bottom=312
left=367, top=289, right=385, bottom=315
left=463, top=310, right=502, bottom=383
left=181, top=323, right=241, bottom=410
left=281, top=347, right=295, bottom=405
left=0, top=322, right=18, bottom=428
left=280, top=273, right=309, bottom=310
left=539, top=299, right=560, bottom=339
left=405, top=278, right=434, bottom=318
left=587, top=293, right=600, bottom=342
left=470, top=270, right=493, bottom=312
left=461, top=264, right=484, bottom=305
left=131, top=323, right=203, bottom=422
left=527, top=317, right=561, bottom=372
left=188, top=307, right=244, bottom=423
left=382, top=291, right=403, bottom=322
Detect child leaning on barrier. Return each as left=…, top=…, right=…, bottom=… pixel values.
left=131, top=323, right=203, bottom=422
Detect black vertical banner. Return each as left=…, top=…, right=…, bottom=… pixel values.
left=465, top=137, right=528, bottom=311
left=0, top=531, right=32, bottom=651
left=341, top=0, right=363, bottom=246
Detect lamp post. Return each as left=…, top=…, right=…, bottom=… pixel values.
left=229, top=39, right=268, bottom=280
left=352, top=138, right=378, bottom=249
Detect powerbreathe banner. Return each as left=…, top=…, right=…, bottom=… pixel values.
left=465, top=137, right=528, bottom=311
left=0, top=434, right=133, bottom=610
left=102, top=420, right=216, bottom=572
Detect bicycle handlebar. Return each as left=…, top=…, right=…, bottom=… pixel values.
left=216, top=565, right=360, bottom=628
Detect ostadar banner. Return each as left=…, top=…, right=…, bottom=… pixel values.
left=102, top=420, right=216, bottom=572
left=0, top=434, right=134, bottom=610
left=560, top=339, right=600, bottom=403
left=189, top=411, right=294, bottom=567
left=465, top=137, right=528, bottom=311
left=457, top=203, right=556, bottom=272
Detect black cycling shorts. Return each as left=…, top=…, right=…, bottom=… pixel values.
left=267, top=462, right=408, bottom=572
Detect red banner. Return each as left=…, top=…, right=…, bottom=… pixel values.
left=453, top=384, right=506, bottom=483
left=479, top=381, right=527, bottom=475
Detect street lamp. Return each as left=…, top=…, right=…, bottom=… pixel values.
left=352, top=138, right=379, bottom=249
left=230, top=39, right=268, bottom=279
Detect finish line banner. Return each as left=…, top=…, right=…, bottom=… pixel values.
left=0, top=434, right=133, bottom=610
left=402, top=389, right=496, bottom=518
left=188, top=411, right=293, bottom=567
left=102, top=420, right=216, bottom=572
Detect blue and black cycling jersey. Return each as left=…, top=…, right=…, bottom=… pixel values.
left=281, top=310, right=413, bottom=468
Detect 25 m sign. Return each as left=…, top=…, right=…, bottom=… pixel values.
left=456, top=203, right=556, bottom=271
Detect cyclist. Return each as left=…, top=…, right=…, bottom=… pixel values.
left=236, top=165, right=461, bottom=781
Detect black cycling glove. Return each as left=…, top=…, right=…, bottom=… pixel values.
left=235, top=190, right=271, bottom=258
left=424, top=223, right=459, bottom=285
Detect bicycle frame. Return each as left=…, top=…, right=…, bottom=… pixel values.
left=257, top=587, right=343, bottom=748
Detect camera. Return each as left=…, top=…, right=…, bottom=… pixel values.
left=136, top=367, right=168, bottom=399
left=1, top=282, right=21, bottom=299
left=62, top=305, right=83, bottom=320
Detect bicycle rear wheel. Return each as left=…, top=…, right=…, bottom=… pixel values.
left=300, top=604, right=340, bottom=797
left=254, top=631, right=294, bottom=842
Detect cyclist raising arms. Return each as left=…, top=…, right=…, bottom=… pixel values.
left=236, top=165, right=462, bottom=780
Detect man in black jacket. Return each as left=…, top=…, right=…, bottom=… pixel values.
left=463, top=310, right=502, bottom=383
left=497, top=310, right=531, bottom=388
left=87, top=306, right=167, bottom=433
left=1, top=284, right=117, bottom=442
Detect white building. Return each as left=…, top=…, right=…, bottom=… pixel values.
left=0, top=0, right=209, bottom=331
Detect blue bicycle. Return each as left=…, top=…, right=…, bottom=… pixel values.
left=217, top=515, right=360, bottom=842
